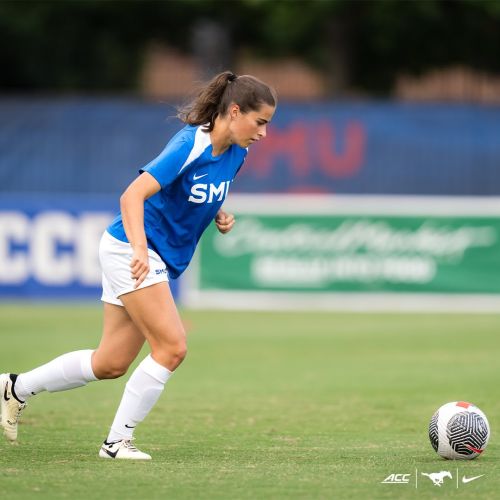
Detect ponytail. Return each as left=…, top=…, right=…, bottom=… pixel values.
left=177, top=71, right=277, bottom=132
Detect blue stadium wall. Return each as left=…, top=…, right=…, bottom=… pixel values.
left=1, top=98, right=499, bottom=300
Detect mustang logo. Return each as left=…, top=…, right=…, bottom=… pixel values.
left=421, top=471, right=452, bottom=486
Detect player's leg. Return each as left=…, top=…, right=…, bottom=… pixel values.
left=91, top=302, right=145, bottom=380
left=93, top=303, right=158, bottom=460
left=121, top=281, right=186, bottom=371
left=1, top=303, right=144, bottom=442
left=100, top=281, right=185, bottom=459
left=1, top=346, right=99, bottom=442
left=11, top=303, right=143, bottom=397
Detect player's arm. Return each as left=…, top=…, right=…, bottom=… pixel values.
left=120, top=172, right=161, bottom=287
left=215, top=209, right=235, bottom=234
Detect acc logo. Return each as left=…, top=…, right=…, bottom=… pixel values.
left=381, top=473, right=411, bottom=484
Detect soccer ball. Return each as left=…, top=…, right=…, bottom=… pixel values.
left=428, top=401, right=490, bottom=460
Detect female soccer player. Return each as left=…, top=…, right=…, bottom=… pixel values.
left=1, top=71, right=277, bottom=460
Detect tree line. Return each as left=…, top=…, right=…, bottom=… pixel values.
left=1, top=0, right=499, bottom=95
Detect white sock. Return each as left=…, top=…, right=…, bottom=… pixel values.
left=107, top=354, right=172, bottom=442
left=14, top=350, right=98, bottom=401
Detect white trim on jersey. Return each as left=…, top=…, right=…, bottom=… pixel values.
left=178, top=126, right=211, bottom=174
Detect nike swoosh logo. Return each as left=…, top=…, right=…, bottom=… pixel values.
left=462, top=475, right=484, bottom=483
left=125, top=424, right=136, bottom=429
left=3, top=385, right=10, bottom=401
left=193, top=173, right=208, bottom=180
left=465, top=444, right=483, bottom=454
left=101, top=446, right=119, bottom=458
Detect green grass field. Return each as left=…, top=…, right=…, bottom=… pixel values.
left=0, top=305, right=499, bottom=499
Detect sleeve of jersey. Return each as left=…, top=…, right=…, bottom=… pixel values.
left=139, top=135, right=193, bottom=189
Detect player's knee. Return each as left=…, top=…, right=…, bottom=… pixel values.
left=154, top=339, right=187, bottom=371
left=95, top=361, right=130, bottom=379
left=167, top=340, right=187, bottom=369
left=173, top=341, right=188, bottom=364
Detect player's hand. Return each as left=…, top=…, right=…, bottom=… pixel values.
left=215, top=209, right=235, bottom=234
left=130, top=246, right=150, bottom=288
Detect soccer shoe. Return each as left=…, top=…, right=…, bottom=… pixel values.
left=99, top=438, right=152, bottom=460
left=0, top=373, right=27, bottom=442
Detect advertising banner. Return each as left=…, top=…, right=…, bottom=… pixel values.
left=1, top=100, right=499, bottom=197
left=186, top=195, right=500, bottom=311
left=0, top=194, right=180, bottom=300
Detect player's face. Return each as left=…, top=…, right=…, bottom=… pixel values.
left=229, top=103, right=275, bottom=148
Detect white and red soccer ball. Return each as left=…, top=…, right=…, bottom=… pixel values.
left=429, top=401, right=490, bottom=460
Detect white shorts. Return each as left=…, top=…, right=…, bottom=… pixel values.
left=99, top=231, right=169, bottom=307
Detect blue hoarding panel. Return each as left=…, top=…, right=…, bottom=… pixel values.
left=0, top=194, right=180, bottom=301
left=239, top=103, right=500, bottom=195
left=0, top=99, right=499, bottom=196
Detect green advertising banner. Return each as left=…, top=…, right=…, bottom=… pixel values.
left=189, top=195, right=500, bottom=310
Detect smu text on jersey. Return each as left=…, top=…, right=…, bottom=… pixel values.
left=188, top=180, right=232, bottom=204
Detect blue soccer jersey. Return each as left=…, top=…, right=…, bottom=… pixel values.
left=107, top=124, right=247, bottom=278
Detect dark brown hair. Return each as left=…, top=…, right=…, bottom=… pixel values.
left=177, top=71, right=277, bottom=132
